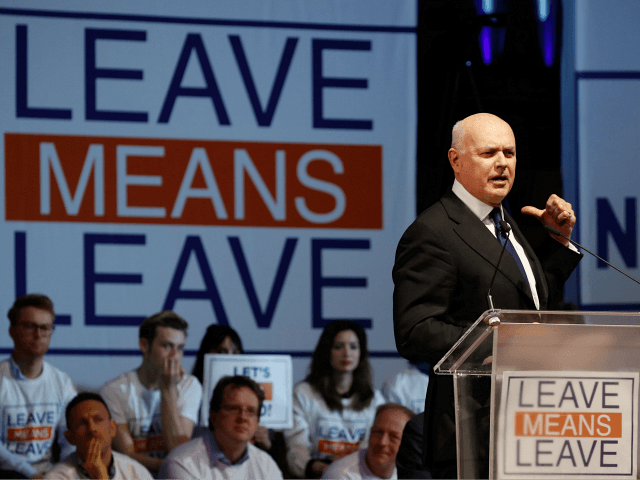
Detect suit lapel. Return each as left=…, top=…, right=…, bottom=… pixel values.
left=440, top=191, right=537, bottom=305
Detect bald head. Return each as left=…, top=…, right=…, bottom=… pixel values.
left=448, top=113, right=516, bottom=206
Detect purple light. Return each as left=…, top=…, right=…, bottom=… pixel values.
left=480, top=27, right=492, bottom=65
left=542, top=19, right=554, bottom=66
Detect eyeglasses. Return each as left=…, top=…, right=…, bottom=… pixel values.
left=220, top=405, right=259, bottom=418
left=17, top=323, right=55, bottom=335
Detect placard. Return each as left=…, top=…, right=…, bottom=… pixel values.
left=498, top=371, right=639, bottom=479
left=201, top=354, right=293, bottom=429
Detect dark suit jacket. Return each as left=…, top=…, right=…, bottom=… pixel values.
left=392, top=190, right=582, bottom=477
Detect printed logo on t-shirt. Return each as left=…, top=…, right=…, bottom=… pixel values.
left=317, top=439, right=360, bottom=456
left=133, top=435, right=166, bottom=453
left=128, top=415, right=167, bottom=457
left=2, top=403, right=59, bottom=460
left=315, top=418, right=367, bottom=458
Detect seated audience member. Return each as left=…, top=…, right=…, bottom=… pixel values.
left=100, top=311, right=202, bottom=475
left=1, top=294, right=77, bottom=479
left=321, top=403, right=414, bottom=480
left=191, top=325, right=243, bottom=384
left=284, top=321, right=385, bottom=479
left=395, top=412, right=432, bottom=479
left=191, top=325, right=274, bottom=449
left=45, top=393, right=152, bottom=479
left=159, top=375, right=282, bottom=479
left=381, top=362, right=429, bottom=414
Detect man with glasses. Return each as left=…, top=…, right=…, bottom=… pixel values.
left=159, top=375, right=282, bottom=479
left=0, top=294, right=77, bottom=479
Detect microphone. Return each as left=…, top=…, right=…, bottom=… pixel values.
left=487, top=221, right=513, bottom=313
left=544, top=225, right=640, bottom=286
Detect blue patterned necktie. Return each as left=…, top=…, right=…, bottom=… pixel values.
left=490, top=207, right=528, bottom=280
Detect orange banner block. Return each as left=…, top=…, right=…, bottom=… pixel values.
left=515, top=411, right=622, bottom=438
left=259, top=382, right=273, bottom=401
left=4, top=133, right=382, bottom=229
left=8, top=426, right=52, bottom=441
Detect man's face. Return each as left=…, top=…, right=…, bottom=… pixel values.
left=9, top=306, right=54, bottom=359
left=365, top=409, right=412, bottom=473
left=141, top=326, right=185, bottom=371
left=64, top=400, right=116, bottom=462
left=210, top=385, right=260, bottom=448
left=449, top=114, right=516, bottom=207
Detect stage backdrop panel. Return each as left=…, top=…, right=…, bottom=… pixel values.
left=563, top=0, right=640, bottom=311
left=0, top=0, right=417, bottom=389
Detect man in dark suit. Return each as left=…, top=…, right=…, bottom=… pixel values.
left=392, top=113, right=582, bottom=478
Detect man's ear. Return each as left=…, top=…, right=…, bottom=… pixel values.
left=448, top=148, right=460, bottom=173
left=209, top=410, right=216, bottom=430
left=64, top=429, right=76, bottom=446
left=109, top=419, right=117, bottom=440
left=139, top=337, right=149, bottom=356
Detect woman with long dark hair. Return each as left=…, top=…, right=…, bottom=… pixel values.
left=284, top=320, right=384, bottom=478
left=191, top=325, right=243, bottom=385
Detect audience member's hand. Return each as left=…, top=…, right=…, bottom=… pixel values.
left=252, top=425, right=272, bottom=451
left=522, top=194, right=576, bottom=246
left=310, top=459, right=329, bottom=478
left=161, top=357, right=184, bottom=390
left=83, top=437, right=109, bottom=479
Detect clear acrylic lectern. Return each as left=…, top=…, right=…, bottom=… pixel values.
left=434, top=309, right=640, bottom=479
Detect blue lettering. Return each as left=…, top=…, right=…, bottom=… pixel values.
left=311, top=238, right=371, bottom=329
left=578, top=439, right=597, bottom=466
left=600, top=440, right=618, bottom=467
left=163, top=235, right=228, bottom=325
left=556, top=440, right=577, bottom=467
left=229, top=236, right=297, bottom=328
left=535, top=439, right=553, bottom=467
left=158, top=33, right=229, bottom=125
left=516, top=439, right=531, bottom=466
left=15, top=25, right=72, bottom=119
left=229, top=35, right=298, bottom=127
left=14, top=232, right=71, bottom=324
left=85, top=29, right=148, bottom=122
left=579, top=381, right=598, bottom=408
left=602, top=382, right=619, bottom=408
left=537, top=381, right=555, bottom=407
left=312, top=39, right=372, bottom=130
left=518, top=380, right=533, bottom=407
left=597, top=197, right=637, bottom=268
left=84, top=233, right=145, bottom=326
left=558, top=381, right=579, bottom=409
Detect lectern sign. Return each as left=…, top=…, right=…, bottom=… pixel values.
left=498, top=371, right=639, bottom=479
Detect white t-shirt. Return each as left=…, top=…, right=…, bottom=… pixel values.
left=321, top=448, right=396, bottom=480
left=100, top=370, right=202, bottom=458
left=381, top=365, right=429, bottom=414
left=44, top=451, right=154, bottom=479
left=160, top=429, right=283, bottom=480
left=0, top=358, right=77, bottom=477
left=284, top=381, right=385, bottom=478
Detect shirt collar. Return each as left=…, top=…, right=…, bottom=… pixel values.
left=208, top=430, right=250, bottom=466
left=452, top=179, right=498, bottom=222
left=9, top=356, right=27, bottom=380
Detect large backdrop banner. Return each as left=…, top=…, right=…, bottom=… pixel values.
left=0, top=1, right=417, bottom=389
left=566, top=0, right=640, bottom=311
